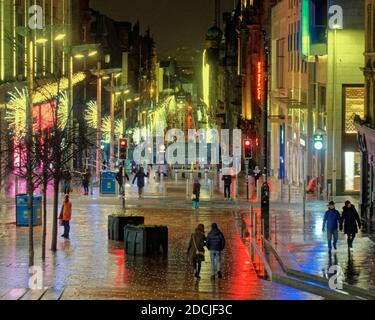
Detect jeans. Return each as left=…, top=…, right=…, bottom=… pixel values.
left=347, top=233, right=356, bottom=248
left=118, top=183, right=123, bottom=194
left=210, top=250, right=222, bottom=275
left=224, top=185, right=231, bottom=199
left=83, top=183, right=89, bottom=194
left=138, top=187, right=144, bottom=197
left=327, top=229, right=338, bottom=250
left=193, top=200, right=200, bottom=209
left=62, top=221, right=70, bottom=238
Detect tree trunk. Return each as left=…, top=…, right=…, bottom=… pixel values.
left=51, top=177, right=59, bottom=252
left=27, top=182, right=34, bottom=267
left=42, top=182, right=47, bottom=260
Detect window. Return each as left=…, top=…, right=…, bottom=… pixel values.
left=344, top=86, right=365, bottom=134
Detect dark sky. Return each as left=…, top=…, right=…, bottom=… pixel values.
left=90, top=0, right=235, bottom=59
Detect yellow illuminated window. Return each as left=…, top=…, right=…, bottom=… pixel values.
left=344, top=87, right=365, bottom=134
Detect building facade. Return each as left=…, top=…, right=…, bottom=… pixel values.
left=270, top=0, right=365, bottom=196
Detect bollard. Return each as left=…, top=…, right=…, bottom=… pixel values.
left=288, top=183, right=291, bottom=203
left=186, top=179, right=190, bottom=200
left=175, top=170, right=178, bottom=182
left=235, top=175, right=239, bottom=200
left=208, top=179, right=213, bottom=200
left=274, top=215, right=277, bottom=246
left=190, top=171, right=193, bottom=181
left=160, top=172, right=164, bottom=193
left=328, top=183, right=332, bottom=201
left=317, top=183, right=321, bottom=201
left=302, top=179, right=306, bottom=218
left=278, top=179, right=283, bottom=201
left=204, top=169, right=208, bottom=183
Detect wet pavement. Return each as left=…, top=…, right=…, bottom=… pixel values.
left=265, top=201, right=375, bottom=292
left=0, top=193, right=322, bottom=300
left=1, top=174, right=374, bottom=299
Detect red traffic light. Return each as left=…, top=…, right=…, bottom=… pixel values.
left=119, top=139, right=127, bottom=148
left=244, top=140, right=251, bottom=147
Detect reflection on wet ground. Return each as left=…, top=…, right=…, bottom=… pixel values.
left=0, top=201, right=321, bottom=300
left=271, top=207, right=375, bottom=292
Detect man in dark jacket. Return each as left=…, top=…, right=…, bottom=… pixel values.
left=222, top=175, right=232, bottom=201
left=132, top=166, right=149, bottom=199
left=206, top=223, right=225, bottom=280
left=323, top=201, right=342, bottom=252
left=341, top=200, right=361, bottom=251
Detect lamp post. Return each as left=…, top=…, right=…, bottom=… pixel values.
left=331, top=26, right=339, bottom=199
left=91, top=67, right=122, bottom=173
left=66, top=44, right=100, bottom=171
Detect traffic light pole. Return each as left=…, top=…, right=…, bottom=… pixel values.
left=261, top=31, right=270, bottom=240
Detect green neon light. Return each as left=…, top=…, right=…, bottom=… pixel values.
left=301, top=0, right=310, bottom=57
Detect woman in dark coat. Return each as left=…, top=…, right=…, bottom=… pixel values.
left=187, top=224, right=206, bottom=279
left=341, top=201, right=361, bottom=250
left=192, top=180, right=201, bottom=210
left=132, top=166, right=148, bottom=198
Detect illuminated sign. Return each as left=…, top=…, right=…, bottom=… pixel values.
left=314, top=135, right=324, bottom=150
left=256, top=61, right=262, bottom=102
left=301, top=0, right=310, bottom=57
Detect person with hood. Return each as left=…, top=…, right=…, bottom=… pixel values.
left=341, top=200, right=361, bottom=251
left=207, top=223, right=225, bottom=280
left=132, top=166, right=149, bottom=198
left=322, top=201, right=342, bottom=252
left=192, top=180, right=201, bottom=210
left=187, top=224, right=206, bottom=279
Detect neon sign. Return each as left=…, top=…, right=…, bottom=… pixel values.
left=256, top=61, right=262, bottom=102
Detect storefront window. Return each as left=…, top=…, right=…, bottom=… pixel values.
left=345, top=152, right=361, bottom=192
left=344, top=87, right=365, bottom=134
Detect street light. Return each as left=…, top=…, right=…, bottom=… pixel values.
left=54, top=33, right=66, bottom=41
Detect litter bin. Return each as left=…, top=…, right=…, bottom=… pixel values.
left=16, top=194, right=42, bottom=227
left=100, top=171, right=117, bottom=195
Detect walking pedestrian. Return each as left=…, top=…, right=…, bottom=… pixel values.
left=222, top=174, right=232, bottom=201
left=341, top=201, right=361, bottom=251
left=207, top=223, right=225, bottom=280
left=192, top=180, right=201, bottom=210
left=116, top=166, right=129, bottom=194
left=253, top=166, right=261, bottom=187
left=62, top=168, right=72, bottom=195
left=59, top=194, right=72, bottom=240
left=187, top=224, right=206, bottom=279
left=132, top=166, right=148, bottom=198
left=82, top=169, right=90, bottom=195
left=322, top=201, right=342, bottom=252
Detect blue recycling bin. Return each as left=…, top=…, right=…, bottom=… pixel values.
left=100, top=171, right=117, bottom=195
left=16, top=194, right=42, bottom=227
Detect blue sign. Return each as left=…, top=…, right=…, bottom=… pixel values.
left=279, top=125, right=285, bottom=179
left=16, top=194, right=42, bottom=226
left=100, top=171, right=117, bottom=195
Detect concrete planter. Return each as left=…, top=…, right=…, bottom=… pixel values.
left=124, top=225, right=168, bottom=256
left=108, top=215, right=144, bottom=242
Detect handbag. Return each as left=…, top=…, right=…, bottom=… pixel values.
left=191, top=194, right=196, bottom=201
left=192, top=234, right=204, bottom=257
